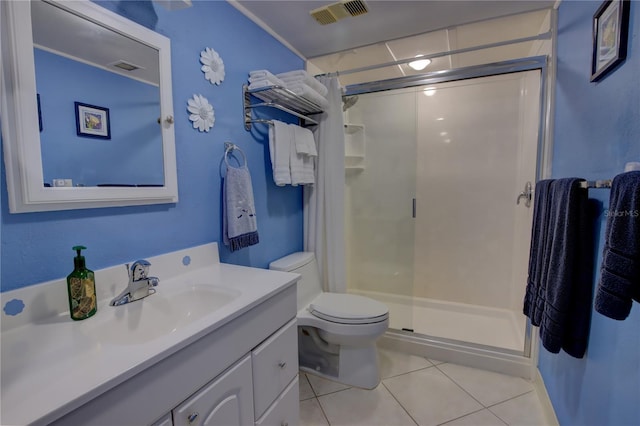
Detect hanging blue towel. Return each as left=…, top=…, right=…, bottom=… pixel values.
left=524, top=180, right=554, bottom=326
left=523, top=178, right=594, bottom=358
left=594, top=171, right=640, bottom=320
left=223, top=148, right=259, bottom=252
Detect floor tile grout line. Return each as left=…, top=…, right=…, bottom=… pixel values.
left=485, top=389, right=535, bottom=409
left=433, top=363, right=535, bottom=410
left=380, top=381, right=420, bottom=426
left=311, top=384, right=353, bottom=398
left=381, top=363, right=437, bottom=382
left=433, top=363, right=489, bottom=408
left=300, top=372, right=317, bottom=400
left=314, top=395, right=333, bottom=425
left=434, top=407, right=509, bottom=426
left=485, top=388, right=537, bottom=423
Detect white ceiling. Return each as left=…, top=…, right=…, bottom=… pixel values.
left=231, top=0, right=555, bottom=59
left=32, top=0, right=160, bottom=86
left=309, top=8, right=551, bottom=85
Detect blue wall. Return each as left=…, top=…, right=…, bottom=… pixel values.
left=541, top=1, right=640, bottom=425
left=35, top=48, right=164, bottom=186
left=1, top=0, right=304, bottom=292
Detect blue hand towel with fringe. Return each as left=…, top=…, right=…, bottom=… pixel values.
left=594, top=171, right=640, bottom=320
left=223, top=153, right=259, bottom=252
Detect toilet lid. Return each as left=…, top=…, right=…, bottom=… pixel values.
left=308, top=293, right=389, bottom=324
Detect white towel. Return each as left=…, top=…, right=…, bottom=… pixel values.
left=291, top=124, right=315, bottom=185
left=293, top=125, right=317, bottom=157
left=286, top=83, right=328, bottom=108
left=248, top=79, right=283, bottom=91
left=269, top=121, right=292, bottom=186
left=277, top=70, right=328, bottom=97
left=248, top=75, right=286, bottom=87
left=249, top=70, right=284, bottom=84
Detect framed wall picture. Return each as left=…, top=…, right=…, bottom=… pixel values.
left=74, top=102, right=111, bottom=139
left=591, top=0, right=630, bottom=82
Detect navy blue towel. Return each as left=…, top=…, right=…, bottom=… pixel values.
left=523, top=178, right=594, bottom=358
left=523, top=180, right=554, bottom=326
left=594, top=171, right=640, bottom=320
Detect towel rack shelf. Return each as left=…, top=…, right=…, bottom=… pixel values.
left=243, top=84, right=323, bottom=130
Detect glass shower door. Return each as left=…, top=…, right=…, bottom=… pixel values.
left=344, top=87, right=417, bottom=331
left=413, top=71, right=540, bottom=352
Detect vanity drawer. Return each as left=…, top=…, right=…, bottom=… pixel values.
left=252, top=318, right=298, bottom=418
left=255, top=376, right=299, bottom=426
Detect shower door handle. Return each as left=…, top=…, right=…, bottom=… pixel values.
left=516, top=182, right=532, bottom=208
left=412, top=198, right=416, bottom=218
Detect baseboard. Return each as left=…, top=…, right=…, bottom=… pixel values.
left=533, top=368, right=559, bottom=426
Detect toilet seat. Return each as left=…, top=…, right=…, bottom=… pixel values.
left=308, top=293, right=389, bottom=324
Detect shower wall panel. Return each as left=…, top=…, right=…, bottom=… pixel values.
left=345, top=88, right=417, bottom=298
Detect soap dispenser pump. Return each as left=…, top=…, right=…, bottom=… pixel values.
left=67, top=245, right=97, bottom=320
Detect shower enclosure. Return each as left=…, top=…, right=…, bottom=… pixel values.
left=344, top=58, right=546, bottom=375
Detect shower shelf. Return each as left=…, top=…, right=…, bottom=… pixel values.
left=344, top=123, right=365, bottom=170
left=243, top=84, right=323, bottom=130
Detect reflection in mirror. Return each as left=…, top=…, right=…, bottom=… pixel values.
left=32, top=0, right=164, bottom=188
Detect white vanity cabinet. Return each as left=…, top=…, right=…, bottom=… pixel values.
left=50, top=282, right=298, bottom=426
left=172, top=319, right=299, bottom=426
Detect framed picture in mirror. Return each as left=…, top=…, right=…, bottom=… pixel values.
left=75, top=101, right=111, bottom=139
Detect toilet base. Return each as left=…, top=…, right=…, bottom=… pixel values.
left=299, top=329, right=380, bottom=389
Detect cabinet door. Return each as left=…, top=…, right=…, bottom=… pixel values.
left=255, top=376, right=299, bottom=426
left=173, top=355, right=254, bottom=426
left=151, top=412, right=173, bottom=426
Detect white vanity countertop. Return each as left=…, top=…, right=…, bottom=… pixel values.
left=0, top=243, right=299, bottom=426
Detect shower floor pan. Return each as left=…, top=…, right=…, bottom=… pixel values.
left=350, top=289, right=526, bottom=352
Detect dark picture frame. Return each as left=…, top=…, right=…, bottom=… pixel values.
left=74, top=101, right=111, bottom=139
left=591, top=0, right=630, bottom=82
left=37, top=94, right=43, bottom=132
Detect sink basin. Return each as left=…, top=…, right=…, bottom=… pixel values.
left=93, top=285, right=241, bottom=345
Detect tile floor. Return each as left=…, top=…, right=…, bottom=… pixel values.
left=299, top=348, right=550, bottom=426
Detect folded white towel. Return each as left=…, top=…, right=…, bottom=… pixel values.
left=291, top=124, right=315, bottom=185
left=269, top=121, right=292, bottom=186
left=293, top=125, right=317, bottom=157
left=286, top=83, right=328, bottom=108
left=248, top=74, right=286, bottom=87
left=247, top=79, right=270, bottom=90
left=249, top=70, right=282, bottom=82
left=277, top=70, right=328, bottom=97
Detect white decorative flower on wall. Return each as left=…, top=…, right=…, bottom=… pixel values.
left=187, top=94, right=215, bottom=132
left=200, top=47, right=225, bottom=85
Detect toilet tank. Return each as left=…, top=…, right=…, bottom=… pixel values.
left=269, top=252, right=322, bottom=310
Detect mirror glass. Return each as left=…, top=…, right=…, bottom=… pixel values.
left=32, top=0, right=164, bottom=188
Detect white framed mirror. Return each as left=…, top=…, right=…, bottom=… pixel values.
left=1, top=0, right=178, bottom=213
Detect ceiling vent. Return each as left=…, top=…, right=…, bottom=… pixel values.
left=110, top=60, right=142, bottom=72
left=310, top=0, right=369, bottom=25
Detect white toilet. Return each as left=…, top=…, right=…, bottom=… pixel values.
left=269, top=252, right=389, bottom=389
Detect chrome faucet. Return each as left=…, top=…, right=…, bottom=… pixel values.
left=109, top=260, right=159, bottom=306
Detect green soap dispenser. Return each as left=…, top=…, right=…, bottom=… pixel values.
left=67, top=245, right=97, bottom=320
